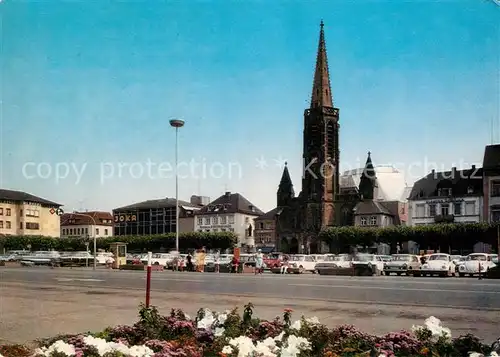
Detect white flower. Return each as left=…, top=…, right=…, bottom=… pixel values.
left=197, top=309, right=216, bottom=329
left=128, top=345, right=154, bottom=357
left=214, top=327, right=225, bottom=337
left=217, top=312, right=228, bottom=325
left=274, top=331, right=285, bottom=341
left=291, top=316, right=320, bottom=330
left=280, top=335, right=311, bottom=357
left=469, top=353, right=484, bottom=357
left=305, top=316, right=320, bottom=324
left=491, top=353, right=500, bottom=357
left=185, top=314, right=191, bottom=320
left=222, top=345, right=233, bottom=354
left=412, top=316, right=451, bottom=341
left=36, top=340, right=76, bottom=356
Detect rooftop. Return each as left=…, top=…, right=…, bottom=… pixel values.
left=114, top=198, right=202, bottom=211
left=61, top=211, right=113, bottom=226
left=197, top=192, right=264, bottom=216
left=0, top=189, right=61, bottom=207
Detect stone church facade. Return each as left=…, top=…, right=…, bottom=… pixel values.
left=261, top=21, right=358, bottom=254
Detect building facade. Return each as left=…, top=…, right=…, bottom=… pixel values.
left=60, top=211, right=114, bottom=238
left=407, top=166, right=483, bottom=226
left=253, top=208, right=280, bottom=252
left=194, top=192, right=263, bottom=248
left=0, top=189, right=62, bottom=237
left=113, top=196, right=203, bottom=236
left=482, top=144, right=500, bottom=223
left=352, top=153, right=409, bottom=228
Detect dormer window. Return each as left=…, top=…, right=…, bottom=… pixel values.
left=439, top=188, right=452, bottom=197
left=467, top=186, right=474, bottom=194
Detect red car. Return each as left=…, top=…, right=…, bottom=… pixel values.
left=264, top=253, right=285, bottom=269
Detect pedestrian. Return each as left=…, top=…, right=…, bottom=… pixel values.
left=197, top=248, right=206, bottom=272
left=280, top=255, right=289, bottom=274
left=231, top=256, right=239, bottom=273
left=255, top=249, right=264, bottom=275
left=215, top=250, right=220, bottom=273
left=172, top=256, right=179, bottom=271
left=186, top=253, right=194, bottom=272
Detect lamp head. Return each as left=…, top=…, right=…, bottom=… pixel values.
left=169, top=119, right=185, bottom=128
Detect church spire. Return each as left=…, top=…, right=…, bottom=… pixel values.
left=277, top=162, right=295, bottom=206
left=310, top=20, right=333, bottom=108
left=359, top=151, right=376, bottom=200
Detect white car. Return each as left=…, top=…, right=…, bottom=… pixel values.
left=96, top=252, right=115, bottom=265
left=458, top=253, right=497, bottom=277
left=351, top=254, right=385, bottom=275
left=288, top=255, right=317, bottom=273
left=415, top=253, right=456, bottom=277
left=143, top=253, right=174, bottom=267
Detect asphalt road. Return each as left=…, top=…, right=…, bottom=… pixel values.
left=2, top=267, right=500, bottom=311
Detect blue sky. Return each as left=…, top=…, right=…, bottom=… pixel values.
left=2, top=0, right=499, bottom=213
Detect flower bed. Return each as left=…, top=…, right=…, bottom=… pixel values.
left=1, top=303, right=499, bottom=357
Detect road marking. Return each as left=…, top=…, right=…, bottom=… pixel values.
left=55, top=278, right=104, bottom=282
left=289, top=283, right=500, bottom=294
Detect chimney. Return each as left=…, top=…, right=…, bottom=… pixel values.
left=472, top=164, right=476, bottom=170
left=452, top=167, right=457, bottom=178
left=431, top=169, right=435, bottom=175
left=225, top=191, right=231, bottom=197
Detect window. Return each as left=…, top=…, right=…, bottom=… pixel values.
left=440, top=203, right=450, bottom=216
left=228, top=215, right=235, bottom=224
left=259, top=222, right=264, bottom=229
left=104, top=229, right=108, bottom=236
left=428, top=204, right=436, bottom=217
left=454, top=202, right=462, bottom=215
left=360, top=217, right=367, bottom=226
left=245, top=217, right=249, bottom=223
left=204, top=217, right=210, bottom=225
left=370, top=216, right=377, bottom=225
left=26, top=222, right=40, bottom=230
left=26, top=210, right=38, bottom=217
left=6, top=208, right=11, bottom=216
left=491, top=181, right=500, bottom=197
left=212, top=216, right=218, bottom=225
left=221, top=228, right=226, bottom=232
left=0, top=221, right=3, bottom=228
left=198, top=229, right=202, bottom=232
left=85, top=228, right=88, bottom=235
left=439, top=188, right=452, bottom=196
left=77, top=228, right=81, bottom=235
left=20, top=222, right=23, bottom=229
left=6, top=221, right=11, bottom=229
left=465, top=202, right=475, bottom=215
left=0, top=208, right=3, bottom=215
left=96, top=228, right=100, bottom=235
left=213, top=228, right=218, bottom=232
left=229, top=228, right=235, bottom=232
left=492, top=208, right=500, bottom=223
left=416, top=204, right=425, bottom=218
left=197, top=218, right=203, bottom=225
left=206, top=229, right=210, bottom=232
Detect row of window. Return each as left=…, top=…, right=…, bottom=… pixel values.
left=360, top=216, right=378, bottom=226
left=0, top=221, right=38, bottom=229
left=414, top=201, right=476, bottom=218
left=0, top=208, right=12, bottom=216
left=62, top=227, right=109, bottom=236
left=197, top=228, right=235, bottom=233
left=197, top=215, right=236, bottom=226
left=257, top=222, right=273, bottom=230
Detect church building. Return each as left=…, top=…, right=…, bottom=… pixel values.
left=254, top=22, right=409, bottom=254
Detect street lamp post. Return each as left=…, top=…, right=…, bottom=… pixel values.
left=169, top=118, right=185, bottom=252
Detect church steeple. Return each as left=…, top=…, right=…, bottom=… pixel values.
left=277, top=162, right=295, bottom=207
left=358, top=152, right=377, bottom=200
left=310, top=20, right=333, bottom=108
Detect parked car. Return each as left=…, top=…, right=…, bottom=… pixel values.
left=314, top=254, right=352, bottom=271
left=60, top=251, right=94, bottom=267
left=263, top=253, right=284, bottom=268
left=414, top=253, right=456, bottom=277
left=383, top=254, right=420, bottom=276
left=0, top=254, right=18, bottom=262
left=20, top=251, right=61, bottom=266
left=288, top=254, right=317, bottom=273
left=457, top=253, right=497, bottom=277
left=351, top=254, right=385, bottom=275
left=142, top=253, right=175, bottom=267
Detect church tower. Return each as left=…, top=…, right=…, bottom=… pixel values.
left=358, top=152, right=377, bottom=200
left=302, top=21, right=340, bottom=230
left=277, top=162, right=295, bottom=207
